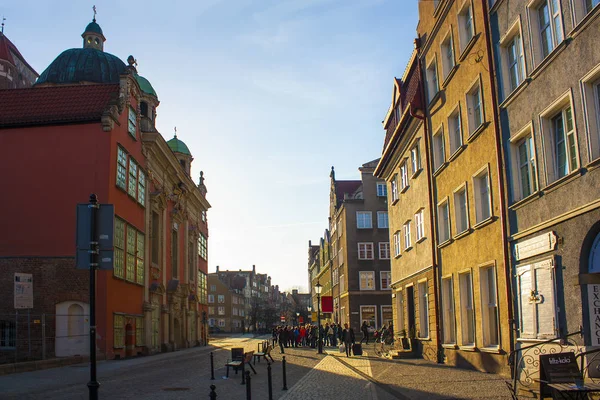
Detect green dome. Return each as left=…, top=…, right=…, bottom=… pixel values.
left=135, top=74, right=158, bottom=98
left=35, top=48, right=126, bottom=85
left=167, top=136, right=191, bottom=156
left=84, top=20, right=103, bottom=36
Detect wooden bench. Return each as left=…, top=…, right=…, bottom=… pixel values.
left=225, top=351, right=256, bottom=378
left=254, top=342, right=275, bottom=364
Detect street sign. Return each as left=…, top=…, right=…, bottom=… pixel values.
left=280, top=316, right=285, bottom=322
left=14, top=273, right=33, bottom=309
left=75, top=203, right=115, bottom=270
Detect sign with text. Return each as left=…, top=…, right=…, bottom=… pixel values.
left=14, top=273, right=33, bottom=309
left=321, top=296, right=333, bottom=313
left=588, top=284, right=600, bottom=345
left=539, top=352, right=581, bottom=396
left=514, top=231, right=557, bottom=261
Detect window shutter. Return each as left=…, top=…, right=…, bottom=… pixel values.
left=534, top=260, right=556, bottom=339
left=517, top=265, right=535, bottom=339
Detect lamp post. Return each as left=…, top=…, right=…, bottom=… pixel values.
left=296, top=312, right=300, bottom=326
left=307, top=306, right=312, bottom=324
left=314, top=281, right=323, bottom=354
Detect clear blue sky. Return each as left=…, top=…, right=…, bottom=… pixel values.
left=5, top=0, right=419, bottom=293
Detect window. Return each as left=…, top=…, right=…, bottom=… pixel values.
left=199, top=233, right=208, bottom=260
left=517, top=259, right=557, bottom=339
left=480, top=266, right=499, bottom=347
left=473, top=168, right=492, bottom=223
left=113, top=314, right=125, bottom=348
left=540, top=96, right=579, bottom=183
left=446, top=107, right=461, bottom=154
left=358, top=243, right=374, bottom=260
left=208, top=306, right=215, bottom=315
left=135, top=317, right=144, bottom=347
left=502, top=30, right=525, bottom=94
left=377, top=211, right=389, bottom=228
left=376, top=182, right=387, bottom=197
left=437, top=200, right=450, bottom=243
left=441, top=33, right=455, bottom=80
left=393, top=231, right=401, bottom=257
left=360, top=306, right=377, bottom=328
left=138, top=170, right=146, bottom=206
left=210, top=284, right=216, bottom=292
left=411, top=142, right=421, bottom=174
left=380, top=271, right=391, bottom=290
left=442, top=277, right=456, bottom=344
left=454, top=185, right=469, bottom=234
left=379, top=242, right=390, bottom=260
left=396, top=290, right=405, bottom=332
left=340, top=274, right=345, bottom=293
left=117, top=147, right=127, bottom=189
left=582, top=69, right=600, bottom=160
left=529, top=0, right=563, bottom=63
left=128, top=159, right=138, bottom=198
left=433, top=128, right=446, bottom=170
left=459, top=271, right=475, bottom=346
left=218, top=295, right=225, bottom=303
left=218, top=319, right=225, bottom=327
left=391, top=175, right=399, bottom=202
left=202, top=211, right=207, bottom=223
left=356, top=212, right=373, bottom=229
left=586, top=0, right=600, bottom=13
left=516, top=135, right=538, bottom=198
left=171, top=228, right=178, bottom=278
left=114, top=217, right=125, bottom=279
left=332, top=268, right=339, bottom=285
left=458, top=2, right=475, bottom=53
left=151, top=212, right=160, bottom=265
left=0, top=320, right=16, bottom=348
left=208, top=294, right=214, bottom=303
left=126, top=227, right=136, bottom=282
left=466, top=81, right=484, bottom=134
left=400, top=161, right=409, bottom=191
left=128, top=106, right=137, bottom=138
left=415, top=209, right=425, bottom=241
left=136, top=231, right=145, bottom=284
left=218, top=306, right=225, bottom=315
left=359, top=271, right=375, bottom=290
left=197, top=271, right=207, bottom=304
left=426, top=58, right=439, bottom=103
left=403, top=221, right=412, bottom=250
left=418, top=281, right=429, bottom=338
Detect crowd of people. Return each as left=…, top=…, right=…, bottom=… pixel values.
left=272, top=322, right=357, bottom=357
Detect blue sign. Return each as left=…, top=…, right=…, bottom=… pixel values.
left=75, top=203, right=115, bottom=270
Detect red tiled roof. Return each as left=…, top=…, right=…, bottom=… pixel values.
left=0, top=84, right=120, bottom=127
left=335, top=180, right=362, bottom=205
left=0, top=33, right=39, bottom=76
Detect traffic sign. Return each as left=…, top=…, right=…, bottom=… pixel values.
left=75, top=203, right=115, bottom=270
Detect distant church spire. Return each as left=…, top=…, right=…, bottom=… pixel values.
left=1, top=17, right=6, bottom=34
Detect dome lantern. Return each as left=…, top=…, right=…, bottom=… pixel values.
left=82, top=7, right=105, bottom=51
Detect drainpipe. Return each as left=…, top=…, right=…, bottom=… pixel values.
left=481, top=0, right=514, bottom=359
left=412, top=36, right=443, bottom=364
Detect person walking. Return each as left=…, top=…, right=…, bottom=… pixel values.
left=342, top=323, right=355, bottom=358
left=278, top=327, right=285, bottom=354
left=360, top=321, right=369, bottom=344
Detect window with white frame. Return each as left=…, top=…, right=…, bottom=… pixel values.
left=466, top=80, right=484, bottom=134
left=528, top=0, right=563, bottom=63
left=379, top=242, right=390, bottom=260
left=433, top=127, right=446, bottom=170
left=403, top=221, right=412, bottom=250
left=437, top=200, right=450, bottom=243
left=516, top=259, right=556, bottom=339
left=393, top=231, right=401, bottom=257
left=359, top=271, right=375, bottom=290
left=514, top=133, right=538, bottom=199
left=448, top=105, right=463, bottom=154
left=117, top=146, right=127, bottom=190
left=473, top=167, right=492, bottom=223
left=358, top=243, right=374, bottom=260
left=377, top=211, right=389, bottom=229
left=540, top=96, right=579, bottom=182
left=442, top=277, right=456, bottom=344
left=357, top=211, right=373, bottom=229
left=340, top=274, right=345, bottom=293
left=454, top=185, right=469, bottom=234
left=128, top=106, right=137, bottom=138
left=418, top=281, right=429, bottom=338
left=480, top=265, right=499, bottom=347
left=411, top=141, right=421, bottom=174
left=380, top=271, right=391, bottom=290
left=459, top=271, right=475, bottom=346
left=441, top=33, right=455, bottom=80
left=582, top=69, right=600, bottom=160
left=218, top=319, right=225, bottom=327
left=399, top=161, right=408, bottom=191
left=391, top=174, right=399, bottom=202
left=376, top=182, right=387, bottom=197
left=426, top=58, right=439, bottom=103
left=415, top=209, right=425, bottom=241
left=218, top=295, right=225, bottom=303
left=458, top=1, right=475, bottom=53
left=208, top=294, right=214, bottom=303
left=218, top=306, right=225, bottom=315
left=499, top=23, right=525, bottom=96
left=573, top=0, right=600, bottom=24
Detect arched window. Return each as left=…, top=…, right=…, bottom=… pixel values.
left=589, top=233, right=600, bottom=273
left=67, top=304, right=85, bottom=338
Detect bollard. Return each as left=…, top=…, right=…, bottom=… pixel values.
left=241, top=356, right=246, bottom=385
left=267, top=361, right=273, bottom=400
left=209, top=384, right=217, bottom=399
left=245, top=371, right=252, bottom=400
left=282, top=356, right=288, bottom=390
left=210, top=352, right=215, bottom=380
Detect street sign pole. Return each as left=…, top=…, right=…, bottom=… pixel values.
left=87, top=194, right=100, bottom=400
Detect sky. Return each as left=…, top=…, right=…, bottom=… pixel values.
left=4, top=0, right=419, bottom=293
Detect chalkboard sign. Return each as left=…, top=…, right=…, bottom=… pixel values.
left=539, top=352, right=582, bottom=396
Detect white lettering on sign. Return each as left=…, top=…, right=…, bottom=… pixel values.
left=548, top=356, right=574, bottom=365
left=14, top=272, right=33, bottom=309
left=514, top=232, right=557, bottom=261
left=588, top=284, right=600, bottom=345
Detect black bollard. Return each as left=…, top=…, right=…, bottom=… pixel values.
left=241, top=356, right=246, bottom=385
left=245, top=371, right=252, bottom=400
left=210, top=352, right=215, bottom=380
left=282, top=356, right=288, bottom=390
left=267, top=361, right=273, bottom=400
left=209, top=384, right=217, bottom=399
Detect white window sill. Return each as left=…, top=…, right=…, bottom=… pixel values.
left=543, top=169, right=583, bottom=195
left=441, top=65, right=459, bottom=89
left=433, top=162, right=449, bottom=177
left=437, top=238, right=453, bottom=248
left=453, top=229, right=471, bottom=240
left=448, top=145, right=466, bottom=162
left=416, top=236, right=426, bottom=244
left=499, top=79, right=530, bottom=109
left=394, top=253, right=402, bottom=259
left=529, top=41, right=568, bottom=80
left=479, top=346, right=501, bottom=354
left=466, top=121, right=489, bottom=144
left=404, top=245, right=413, bottom=252
left=442, top=343, right=458, bottom=349
left=359, top=288, right=376, bottom=291
left=458, top=34, right=479, bottom=62
left=417, top=336, right=431, bottom=341
left=411, top=168, right=423, bottom=179
left=458, top=345, right=477, bottom=352
left=509, top=191, right=541, bottom=211
left=391, top=198, right=400, bottom=206
left=473, top=216, right=495, bottom=230
left=400, top=185, right=410, bottom=194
